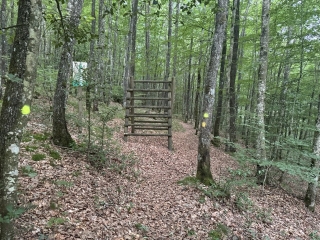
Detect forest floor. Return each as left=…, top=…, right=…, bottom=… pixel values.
left=15, top=102, right=320, bottom=240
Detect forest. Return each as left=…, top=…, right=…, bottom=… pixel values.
left=0, top=0, right=320, bottom=239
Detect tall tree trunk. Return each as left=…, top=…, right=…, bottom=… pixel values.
left=86, top=0, right=96, bottom=113
left=0, top=0, right=7, bottom=99
left=52, top=0, right=84, bottom=147
left=304, top=95, right=320, bottom=212
left=256, top=0, right=270, bottom=185
left=212, top=30, right=227, bottom=147
left=0, top=0, right=41, bottom=237
left=227, top=0, right=240, bottom=152
left=184, top=37, right=193, bottom=123
left=172, top=0, right=180, bottom=113
left=196, top=0, right=228, bottom=185
left=122, top=0, right=138, bottom=107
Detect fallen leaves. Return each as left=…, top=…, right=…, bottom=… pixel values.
left=15, top=119, right=320, bottom=239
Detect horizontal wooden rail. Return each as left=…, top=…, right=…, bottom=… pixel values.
left=127, top=89, right=171, bottom=92
left=124, top=133, right=172, bottom=137
left=134, top=127, right=169, bottom=130
left=133, top=120, right=168, bottom=123
left=126, top=97, right=171, bottom=101
left=126, top=113, right=171, bottom=118
left=125, top=105, right=171, bottom=109
left=125, top=123, right=170, bottom=127
left=134, top=80, right=172, bottom=84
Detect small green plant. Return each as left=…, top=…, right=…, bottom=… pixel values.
left=235, top=192, right=254, bottom=212
left=47, top=217, right=67, bottom=227
left=33, top=133, right=49, bottom=141
left=135, top=223, right=148, bottom=232
left=0, top=204, right=25, bottom=223
left=208, top=223, right=229, bottom=240
left=21, top=165, right=37, bottom=177
left=54, top=180, right=73, bottom=188
left=256, top=208, right=272, bottom=224
left=310, top=231, right=320, bottom=240
left=49, top=201, right=58, bottom=210
left=32, top=153, right=46, bottom=161
left=187, top=229, right=196, bottom=236
left=49, top=150, right=61, bottom=160
left=22, top=133, right=32, bottom=142
left=25, top=145, right=38, bottom=152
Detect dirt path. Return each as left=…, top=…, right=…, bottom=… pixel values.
left=16, top=120, right=320, bottom=239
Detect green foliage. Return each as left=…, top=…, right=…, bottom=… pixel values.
left=111, top=85, right=124, bottom=104
left=33, top=133, right=49, bottom=141
left=21, top=165, right=37, bottom=178
left=135, top=223, right=148, bottom=232
left=25, top=145, right=38, bottom=152
left=208, top=223, right=229, bottom=240
left=187, top=229, right=196, bottom=236
left=47, top=217, right=67, bottom=227
left=22, top=133, right=33, bottom=142
left=310, top=231, right=320, bottom=240
left=49, top=150, right=61, bottom=160
left=256, top=208, right=273, bottom=224
left=235, top=192, right=254, bottom=212
left=0, top=205, right=25, bottom=223
left=32, top=153, right=46, bottom=161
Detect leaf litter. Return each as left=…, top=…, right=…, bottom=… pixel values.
left=15, top=119, right=320, bottom=239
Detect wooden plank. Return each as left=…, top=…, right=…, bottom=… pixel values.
left=133, top=120, right=168, bottom=123
left=134, top=80, right=172, bottom=84
left=126, top=114, right=171, bottom=118
left=127, top=89, right=171, bottom=92
left=125, top=105, right=171, bottom=109
left=125, top=124, right=170, bottom=127
left=126, top=97, right=171, bottom=101
left=134, top=127, right=168, bottom=130
left=124, top=133, right=172, bottom=137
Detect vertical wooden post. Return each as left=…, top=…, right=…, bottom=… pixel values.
left=130, top=76, right=135, bottom=133
left=124, top=78, right=129, bottom=141
left=168, top=77, right=173, bottom=150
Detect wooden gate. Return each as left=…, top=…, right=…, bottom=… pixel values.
left=124, top=77, right=173, bottom=150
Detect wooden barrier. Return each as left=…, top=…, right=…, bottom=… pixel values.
left=124, top=77, right=173, bottom=150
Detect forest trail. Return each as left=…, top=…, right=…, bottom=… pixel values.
left=17, top=119, right=320, bottom=239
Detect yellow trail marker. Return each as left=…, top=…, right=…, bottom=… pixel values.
left=21, top=105, right=31, bottom=115
left=203, top=112, right=209, bottom=118
left=201, top=122, right=206, bottom=127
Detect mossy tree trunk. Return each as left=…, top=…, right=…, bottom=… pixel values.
left=52, top=0, right=83, bottom=147
left=196, top=0, right=228, bottom=185
left=0, top=0, right=41, bottom=237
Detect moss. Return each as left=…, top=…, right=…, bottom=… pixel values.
left=49, top=150, right=61, bottom=160
left=32, top=153, right=46, bottom=161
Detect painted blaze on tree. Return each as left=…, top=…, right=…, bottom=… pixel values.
left=196, top=0, right=228, bottom=185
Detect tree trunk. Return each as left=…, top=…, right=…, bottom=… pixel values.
left=52, top=0, right=84, bottom=147
left=0, top=0, right=7, bottom=99
left=256, top=0, right=270, bottom=185
left=196, top=0, right=228, bottom=185
left=227, top=0, right=240, bottom=152
left=212, top=30, right=227, bottom=147
left=0, top=0, right=41, bottom=237
left=304, top=95, right=320, bottom=212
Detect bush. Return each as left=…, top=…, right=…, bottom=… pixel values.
left=111, top=85, right=123, bottom=104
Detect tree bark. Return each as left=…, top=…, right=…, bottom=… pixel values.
left=228, top=0, right=240, bottom=152
left=0, top=0, right=7, bottom=99
left=304, top=96, right=320, bottom=212
left=52, top=0, right=84, bottom=147
left=0, top=0, right=41, bottom=237
left=196, top=0, right=228, bottom=185
left=256, top=0, right=270, bottom=185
